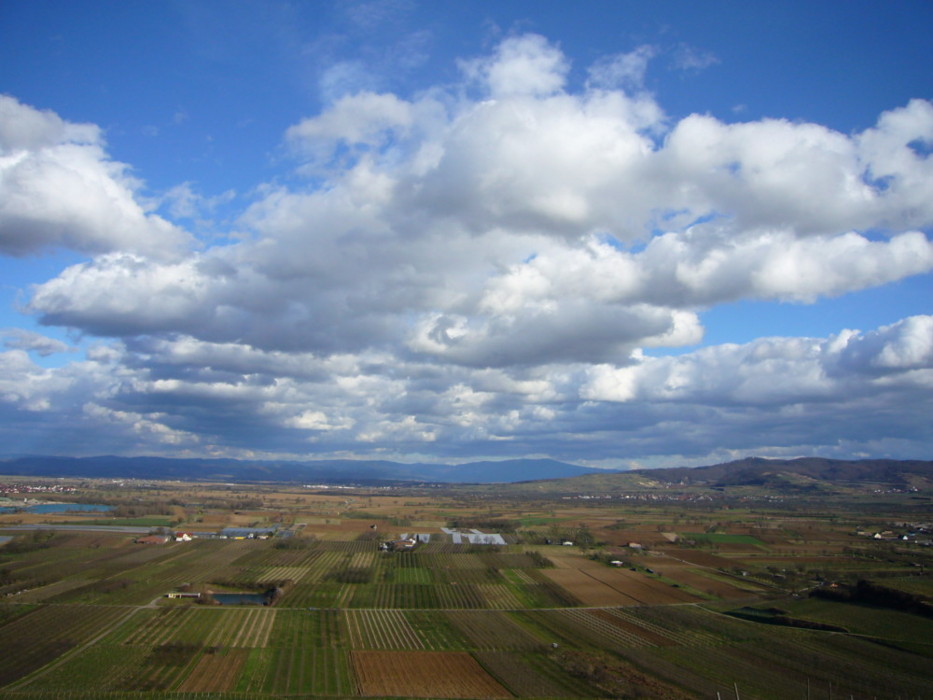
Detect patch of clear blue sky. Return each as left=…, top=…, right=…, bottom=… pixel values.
left=1, top=0, right=931, bottom=363
left=678, top=273, right=933, bottom=356
left=3, top=1, right=931, bottom=191
left=0, top=250, right=86, bottom=368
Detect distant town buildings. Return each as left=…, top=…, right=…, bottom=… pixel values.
left=0, top=482, right=77, bottom=497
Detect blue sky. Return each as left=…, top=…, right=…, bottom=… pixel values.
left=0, top=0, right=931, bottom=469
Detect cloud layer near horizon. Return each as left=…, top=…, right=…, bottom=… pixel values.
left=1, top=35, right=932, bottom=466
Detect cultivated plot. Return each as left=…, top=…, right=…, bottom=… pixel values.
left=351, top=650, right=511, bottom=699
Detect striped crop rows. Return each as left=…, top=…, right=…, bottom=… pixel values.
left=346, top=609, right=424, bottom=649
left=0, top=604, right=133, bottom=687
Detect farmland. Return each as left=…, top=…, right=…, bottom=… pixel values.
left=0, top=473, right=931, bottom=698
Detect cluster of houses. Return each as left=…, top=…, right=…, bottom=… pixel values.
left=0, top=482, right=77, bottom=497
left=135, top=526, right=280, bottom=545
left=855, top=521, right=932, bottom=545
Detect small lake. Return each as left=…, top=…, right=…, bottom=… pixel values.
left=212, top=591, right=274, bottom=606
left=0, top=503, right=114, bottom=514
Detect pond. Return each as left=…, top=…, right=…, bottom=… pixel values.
left=211, top=591, right=275, bottom=606
left=0, top=503, right=114, bottom=514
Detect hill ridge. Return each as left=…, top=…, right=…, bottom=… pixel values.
left=0, top=454, right=929, bottom=491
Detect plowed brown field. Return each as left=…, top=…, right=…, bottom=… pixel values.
left=583, top=567, right=698, bottom=604
left=351, top=650, right=510, bottom=698
left=177, top=650, right=248, bottom=692
left=541, top=568, right=640, bottom=606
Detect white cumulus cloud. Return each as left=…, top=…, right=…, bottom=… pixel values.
left=2, top=35, right=933, bottom=464
left=0, top=96, right=191, bottom=259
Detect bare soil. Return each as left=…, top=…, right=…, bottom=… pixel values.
left=351, top=650, right=510, bottom=698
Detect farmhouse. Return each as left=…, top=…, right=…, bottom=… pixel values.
left=134, top=535, right=170, bottom=545
left=400, top=533, right=432, bottom=543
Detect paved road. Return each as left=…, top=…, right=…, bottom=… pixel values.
left=0, top=523, right=154, bottom=534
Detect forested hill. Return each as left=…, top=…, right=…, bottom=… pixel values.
left=489, top=457, right=932, bottom=496
left=630, top=457, right=932, bottom=488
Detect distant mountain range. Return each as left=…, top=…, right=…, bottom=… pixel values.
left=0, top=455, right=611, bottom=484
left=0, top=454, right=929, bottom=490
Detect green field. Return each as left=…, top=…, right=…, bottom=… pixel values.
left=63, top=517, right=175, bottom=527
left=681, top=532, right=767, bottom=546
left=762, top=596, right=933, bottom=646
